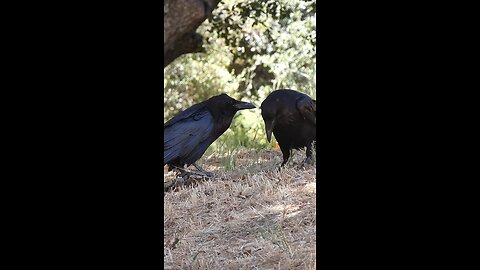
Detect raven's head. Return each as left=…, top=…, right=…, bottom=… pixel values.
left=260, top=93, right=284, bottom=143
left=260, top=102, right=277, bottom=143
left=206, top=93, right=255, bottom=118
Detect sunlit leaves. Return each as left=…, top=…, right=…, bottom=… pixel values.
left=164, top=0, right=316, bottom=153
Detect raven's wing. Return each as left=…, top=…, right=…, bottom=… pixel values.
left=296, top=96, right=316, bottom=125
left=164, top=102, right=206, bottom=128
left=164, top=109, right=214, bottom=165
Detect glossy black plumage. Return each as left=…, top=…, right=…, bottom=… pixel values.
left=260, top=89, right=316, bottom=166
left=164, top=93, right=255, bottom=171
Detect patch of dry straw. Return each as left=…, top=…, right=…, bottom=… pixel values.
left=164, top=149, right=316, bottom=270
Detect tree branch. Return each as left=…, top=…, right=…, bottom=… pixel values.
left=164, top=32, right=205, bottom=68
left=164, top=0, right=221, bottom=68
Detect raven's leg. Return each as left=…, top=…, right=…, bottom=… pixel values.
left=280, top=147, right=291, bottom=167
left=167, top=164, right=189, bottom=179
left=303, top=143, right=315, bottom=165
left=192, top=163, right=214, bottom=177
left=174, top=166, right=190, bottom=179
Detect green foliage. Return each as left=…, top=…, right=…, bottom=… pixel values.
left=164, top=0, right=316, bottom=155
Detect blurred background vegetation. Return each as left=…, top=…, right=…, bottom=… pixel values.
left=164, top=0, right=316, bottom=162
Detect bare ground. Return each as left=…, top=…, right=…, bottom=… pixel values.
left=164, top=149, right=316, bottom=270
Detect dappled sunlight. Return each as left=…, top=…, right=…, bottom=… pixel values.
left=267, top=204, right=301, bottom=217
left=164, top=148, right=316, bottom=269
left=303, top=182, right=316, bottom=193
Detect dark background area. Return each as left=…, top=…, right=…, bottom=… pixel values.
left=1, top=1, right=470, bottom=268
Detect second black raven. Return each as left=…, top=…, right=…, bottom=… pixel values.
left=164, top=93, right=255, bottom=176
left=260, top=89, right=316, bottom=166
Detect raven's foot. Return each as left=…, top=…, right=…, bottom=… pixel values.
left=192, top=163, right=215, bottom=177
left=304, top=156, right=314, bottom=165
left=298, top=156, right=314, bottom=168
left=184, top=170, right=214, bottom=178
left=277, top=160, right=288, bottom=171
left=177, top=169, right=214, bottom=179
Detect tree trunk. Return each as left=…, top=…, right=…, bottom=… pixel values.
left=164, top=0, right=221, bottom=68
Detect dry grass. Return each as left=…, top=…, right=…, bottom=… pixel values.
left=164, top=149, right=316, bottom=270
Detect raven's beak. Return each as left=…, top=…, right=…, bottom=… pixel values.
left=233, top=101, right=256, bottom=110
left=265, top=119, right=275, bottom=143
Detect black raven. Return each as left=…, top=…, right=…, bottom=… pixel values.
left=260, top=89, right=316, bottom=166
left=164, top=93, right=255, bottom=176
